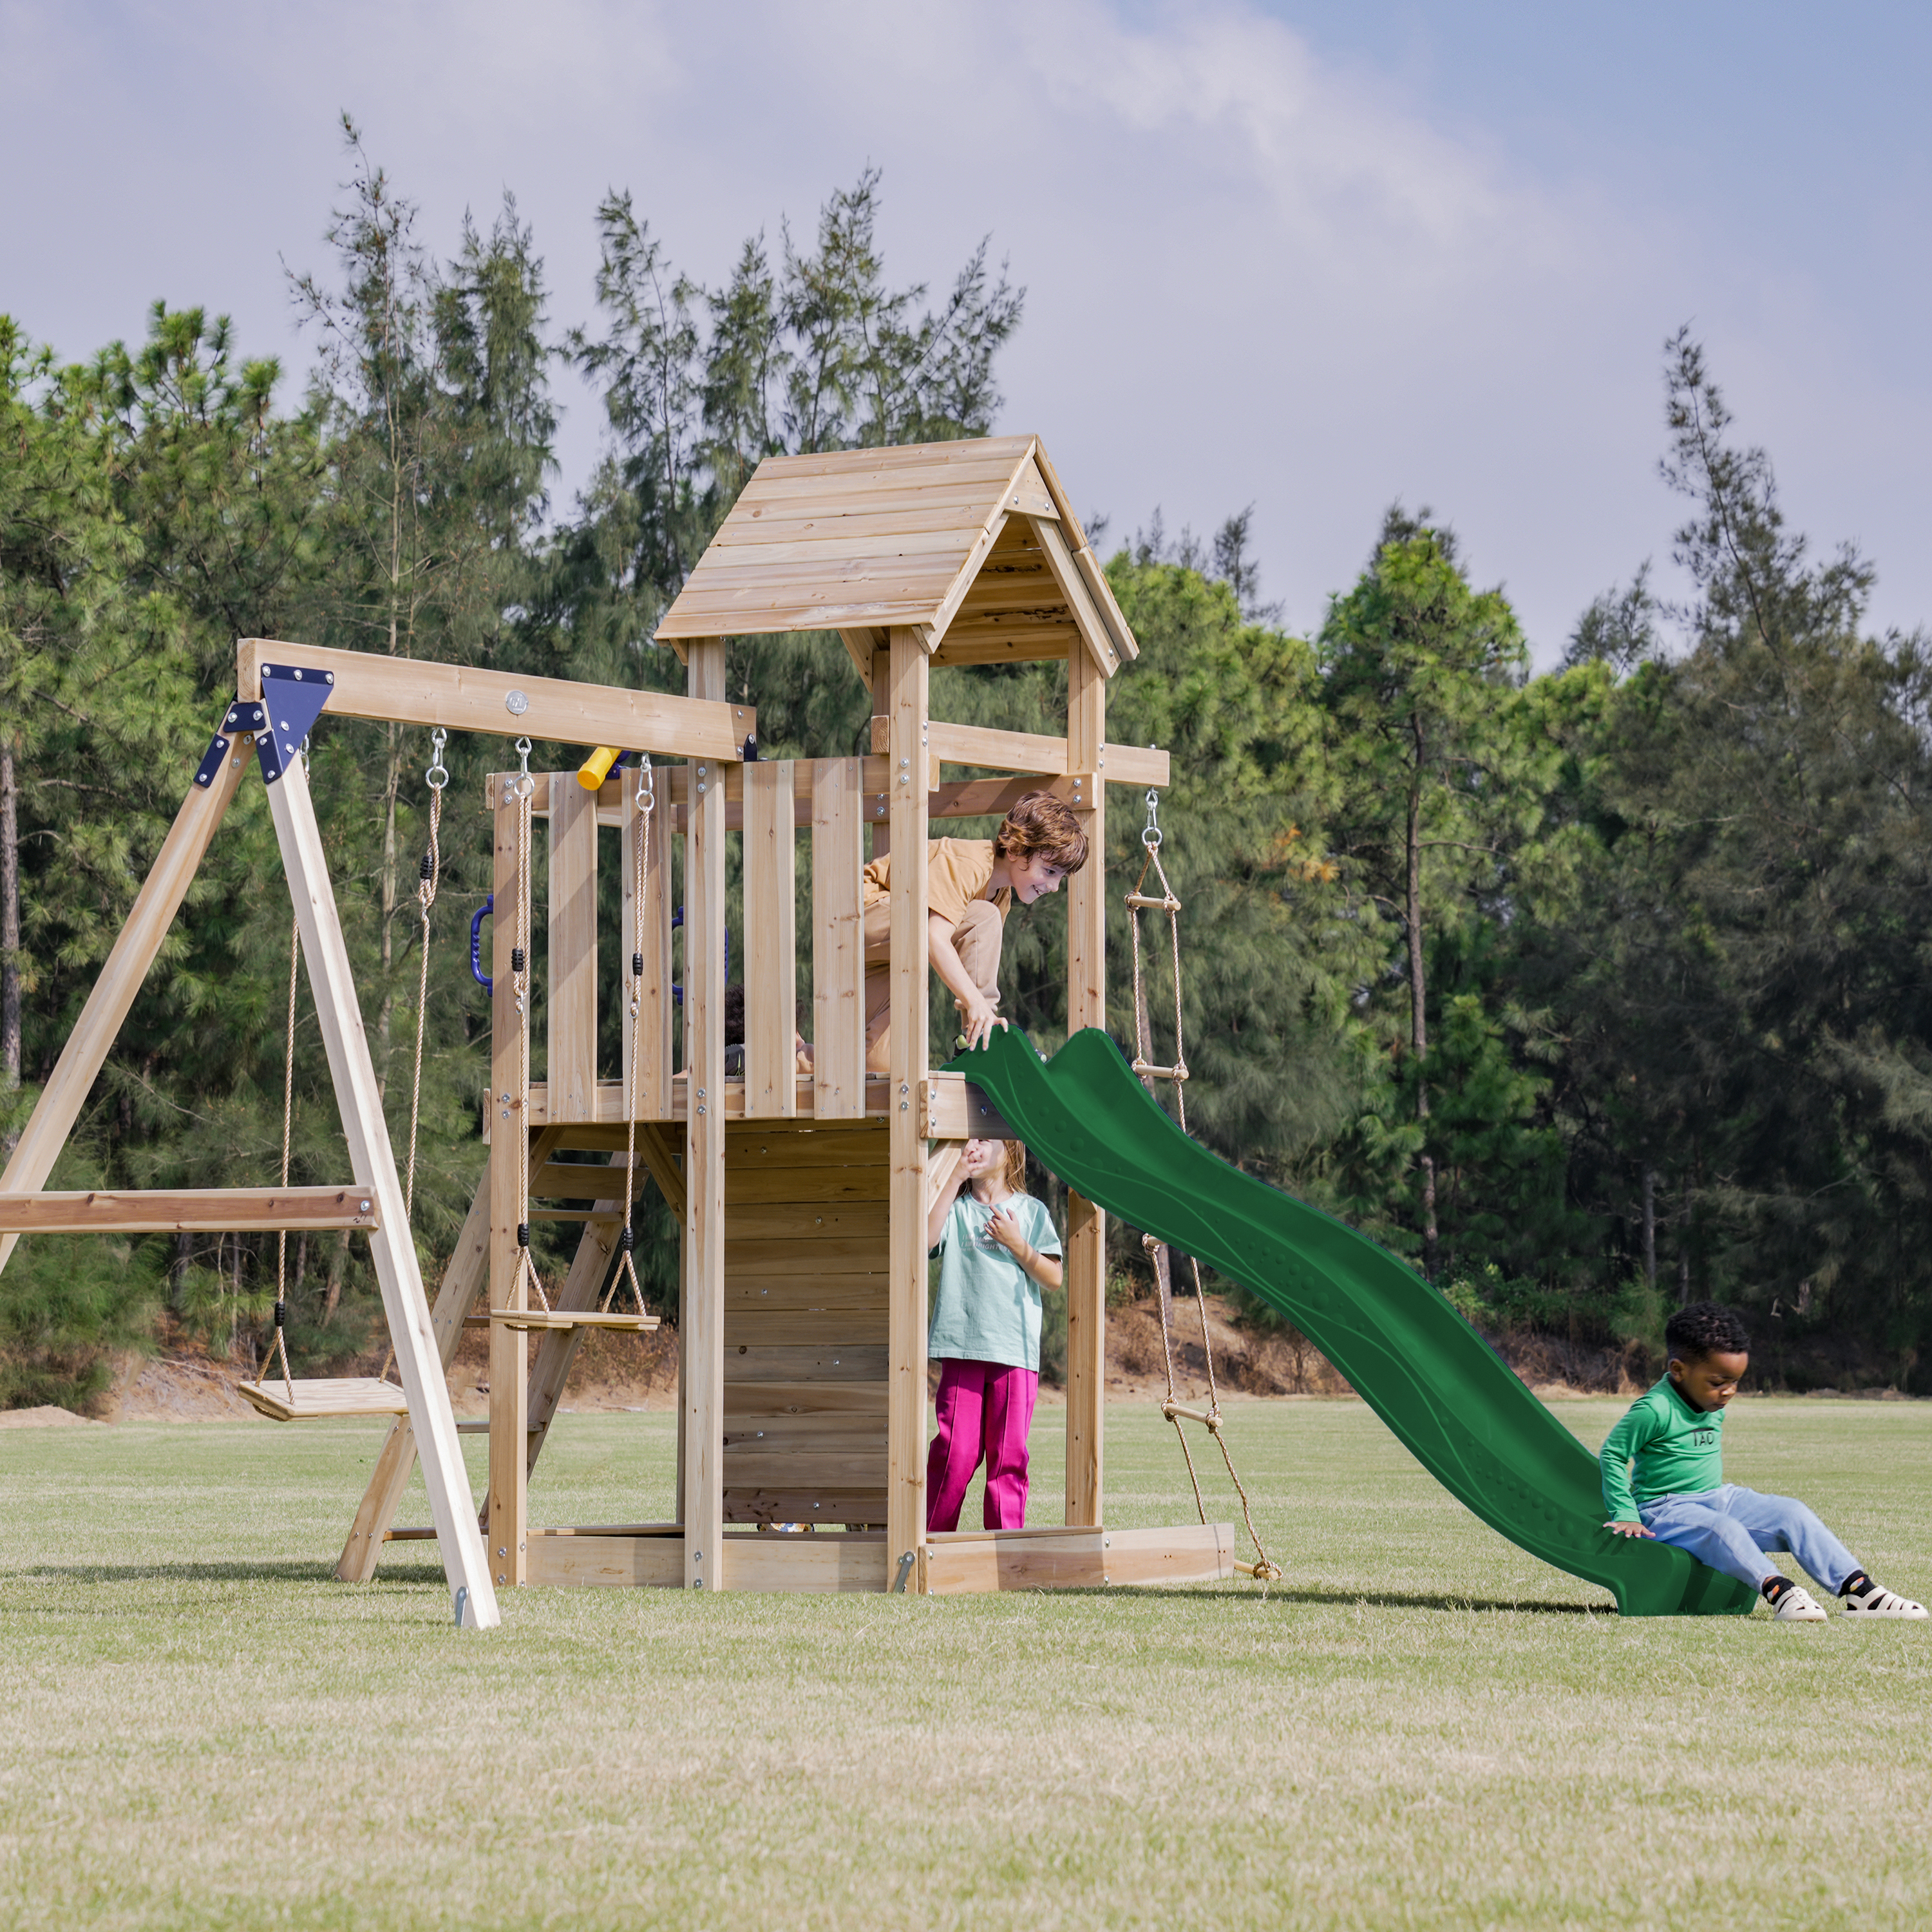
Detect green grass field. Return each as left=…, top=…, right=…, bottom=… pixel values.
left=4, top=1397, right=1930, bottom=1930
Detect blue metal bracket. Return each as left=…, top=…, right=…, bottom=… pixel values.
left=255, top=663, right=336, bottom=784
left=193, top=699, right=267, bottom=789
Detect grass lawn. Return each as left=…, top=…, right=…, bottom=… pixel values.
left=3, top=1396, right=1930, bottom=1930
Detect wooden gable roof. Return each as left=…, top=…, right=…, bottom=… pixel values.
left=652, top=434, right=1137, bottom=679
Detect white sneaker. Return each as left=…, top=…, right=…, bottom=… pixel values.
left=1770, top=1584, right=1828, bottom=1622
left=1841, top=1581, right=1928, bottom=1620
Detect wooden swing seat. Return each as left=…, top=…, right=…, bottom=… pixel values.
left=486, top=1308, right=659, bottom=1333
left=237, top=1376, right=412, bottom=1423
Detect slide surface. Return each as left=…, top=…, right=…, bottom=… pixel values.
left=948, top=1028, right=1754, bottom=1616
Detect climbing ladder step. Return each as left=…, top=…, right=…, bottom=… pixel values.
left=237, top=1377, right=410, bottom=1422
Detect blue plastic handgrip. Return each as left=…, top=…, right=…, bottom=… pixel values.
left=471, top=895, right=493, bottom=995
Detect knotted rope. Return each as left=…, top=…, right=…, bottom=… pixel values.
left=601, top=755, right=654, bottom=1320
left=510, top=737, right=551, bottom=1313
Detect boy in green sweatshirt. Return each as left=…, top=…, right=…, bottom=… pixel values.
left=1601, top=1302, right=1926, bottom=1623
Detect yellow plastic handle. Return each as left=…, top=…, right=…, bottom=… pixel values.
left=577, top=746, right=621, bottom=791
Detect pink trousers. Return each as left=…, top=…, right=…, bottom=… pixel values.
left=926, top=1358, right=1039, bottom=1531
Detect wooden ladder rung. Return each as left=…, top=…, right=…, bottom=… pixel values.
left=454, top=1421, right=540, bottom=1435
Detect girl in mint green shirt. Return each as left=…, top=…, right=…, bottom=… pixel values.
left=924, top=1138, right=1063, bottom=1531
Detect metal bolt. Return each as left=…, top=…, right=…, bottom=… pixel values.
left=359, top=1200, right=372, bottom=1212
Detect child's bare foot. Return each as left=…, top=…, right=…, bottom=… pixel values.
left=1839, top=1572, right=1927, bottom=1618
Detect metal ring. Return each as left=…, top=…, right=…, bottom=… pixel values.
left=426, top=727, right=448, bottom=791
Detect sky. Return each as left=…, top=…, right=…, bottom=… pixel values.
left=4, top=0, right=1928, bottom=663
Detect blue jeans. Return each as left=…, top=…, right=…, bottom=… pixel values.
left=1638, top=1484, right=1858, bottom=1593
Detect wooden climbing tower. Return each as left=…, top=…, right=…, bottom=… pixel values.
left=0, top=433, right=1236, bottom=1612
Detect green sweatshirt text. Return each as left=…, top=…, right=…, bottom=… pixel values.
left=1598, top=1376, right=1725, bottom=1521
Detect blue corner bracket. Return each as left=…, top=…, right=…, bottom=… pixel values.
left=193, top=665, right=336, bottom=790
left=255, top=663, right=336, bottom=784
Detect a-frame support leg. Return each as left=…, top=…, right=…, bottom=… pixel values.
left=336, top=1168, right=492, bottom=1582
left=265, top=756, right=499, bottom=1630
left=0, top=751, right=248, bottom=1274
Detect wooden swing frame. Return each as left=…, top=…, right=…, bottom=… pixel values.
left=3, top=433, right=1239, bottom=1619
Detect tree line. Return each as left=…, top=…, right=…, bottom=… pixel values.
left=5, top=125, right=1929, bottom=1406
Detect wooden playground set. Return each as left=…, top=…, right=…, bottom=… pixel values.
left=0, top=435, right=1245, bottom=1629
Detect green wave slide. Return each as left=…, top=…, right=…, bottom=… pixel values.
left=947, top=1027, right=1756, bottom=1616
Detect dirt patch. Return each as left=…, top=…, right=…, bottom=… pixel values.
left=1095, top=1293, right=1354, bottom=1400
left=0, top=1404, right=104, bottom=1428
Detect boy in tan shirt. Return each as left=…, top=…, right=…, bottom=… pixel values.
left=859, top=791, right=1089, bottom=1073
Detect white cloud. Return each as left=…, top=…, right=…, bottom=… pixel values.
left=3, top=0, right=1924, bottom=658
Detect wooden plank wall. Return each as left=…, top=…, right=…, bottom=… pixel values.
left=722, top=1120, right=889, bottom=1526
left=743, top=760, right=798, bottom=1118
left=547, top=777, right=599, bottom=1122
left=811, top=757, right=867, bottom=1119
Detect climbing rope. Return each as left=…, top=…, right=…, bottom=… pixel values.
left=377, top=729, right=449, bottom=1389
left=1128, top=788, right=1282, bottom=1584
left=508, top=737, right=553, bottom=1312
left=601, top=755, right=655, bottom=1320
left=269, top=904, right=302, bottom=1408
left=404, top=729, right=447, bottom=1222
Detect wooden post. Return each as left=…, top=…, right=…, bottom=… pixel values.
left=683, top=641, right=728, bottom=1591
left=546, top=775, right=598, bottom=1122
left=885, top=626, right=931, bottom=1585
left=1064, top=643, right=1107, bottom=1527
left=743, top=759, right=798, bottom=1118
left=337, top=1168, right=491, bottom=1582
left=0, top=750, right=246, bottom=1276
left=811, top=757, right=867, bottom=1119
left=263, top=757, right=498, bottom=1629
left=488, top=787, right=530, bottom=1590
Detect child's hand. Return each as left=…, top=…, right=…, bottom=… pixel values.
left=982, top=1203, right=1029, bottom=1258
left=1604, top=1520, right=1654, bottom=1539
left=960, top=994, right=1007, bottom=1052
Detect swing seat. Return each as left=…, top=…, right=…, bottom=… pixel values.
left=237, top=1376, right=412, bottom=1423
left=486, top=1309, right=659, bottom=1333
